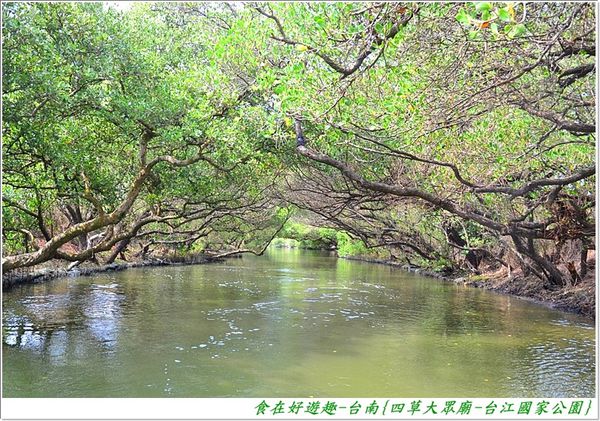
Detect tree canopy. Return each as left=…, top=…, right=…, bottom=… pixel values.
left=2, top=2, right=596, bottom=289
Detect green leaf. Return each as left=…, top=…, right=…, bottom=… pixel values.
left=468, top=30, right=480, bottom=40
left=456, top=9, right=470, bottom=25
left=498, top=8, right=511, bottom=22
left=508, top=23, right=527, bottom=38
left=313, top=15, right=326, bottom=28
left=273, top=84, right=285, bottom=95
left=475, top=2, right=492, bottom=13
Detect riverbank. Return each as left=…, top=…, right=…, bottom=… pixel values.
left=463, top=269, right=595, bottom=319
left=4, top=251, right=595, bottom=319
left=1, top=255, right=223, bottom=291
left=342, top=256, right=596, bottom=319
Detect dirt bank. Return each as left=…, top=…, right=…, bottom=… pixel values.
left=342, top=256, right=595, bottom=319
left=462, top=269, right=595, bottom=319
left=2, top=255, right=222, bottom=291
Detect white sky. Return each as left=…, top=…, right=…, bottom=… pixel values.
left=104, top=2, right=134, bottom=12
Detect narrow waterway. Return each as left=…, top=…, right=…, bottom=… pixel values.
left=2, top=249, right=595, bottom=397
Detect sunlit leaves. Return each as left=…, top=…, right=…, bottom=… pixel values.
left=497, top=7, right=511, bottom=22
left=455, top=2, right=526, bottom=39
left=506, top=23, right=527, bottom=38
left=3, top=2, right=594, bottom=266
left=2, top=2, right=285, bottom=259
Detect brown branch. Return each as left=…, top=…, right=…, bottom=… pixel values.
left=475, top=165, right=595, bottom=196
left=292, top=118, right=564, bottom=240
left=256, top=5, right=413, bottom=78
left=517, top=102, right=595, bottom=134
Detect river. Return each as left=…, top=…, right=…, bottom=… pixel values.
left=2, top=248, right=595, bottom=397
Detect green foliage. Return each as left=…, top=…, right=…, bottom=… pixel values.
left=335, top=232, right=368, bottom=257
left=428, top=257, right=454, bottom=273
left=334, top=232, right=388, bottom=260
left=455, top=2, right=522, bottom=39
left=278, top=222, right=337, bottom=250
left=2, top=2, right=284, bottom=262
left=2, top=2, right=594, bottom=283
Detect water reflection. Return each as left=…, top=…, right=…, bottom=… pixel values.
left=3, top=248, right=595, bottom=397
left=83, top=285, right=124, bottom=350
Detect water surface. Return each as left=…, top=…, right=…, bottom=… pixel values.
left=2, top=249, right=595, bottom=397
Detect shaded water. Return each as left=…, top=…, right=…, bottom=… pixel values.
left=2, top=249, right=595, bottom=397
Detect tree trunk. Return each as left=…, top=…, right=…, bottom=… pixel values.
left=442, top=222, right=481, bottom=271
left=106, top=238, right=132, bottom=264
left=511, top=235, right=566, bottom=288
left=579, top=240, right=588, bottom=280
left=65, top=204, right=88, bottom=251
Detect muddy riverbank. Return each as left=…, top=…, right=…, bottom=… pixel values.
left=342, top=256, right=595, bottom=319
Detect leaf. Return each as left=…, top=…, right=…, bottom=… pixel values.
left=273, top=84, right=285, bottom=95
left=313, top=15, right=326, bottom=28
left=475, top=2, right=492, bottom=13
left=456, top=9, right=471, bottom=25
left=508, top=23, right=527, bottom=38
left=498, top=8, right=511, bottom=22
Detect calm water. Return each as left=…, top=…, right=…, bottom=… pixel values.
left=2, top=249, right=595, bottom=397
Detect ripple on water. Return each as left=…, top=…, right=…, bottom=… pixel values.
left=516, top=337, right=595, bottom=396
left=252, top=301, right=279, bottom=309
left=2, top=251, right=595, bottom=398
left=320, top=293, right=342, bottom=302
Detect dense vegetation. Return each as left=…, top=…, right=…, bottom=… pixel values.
left=3, top=3, right=595, bottom=295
